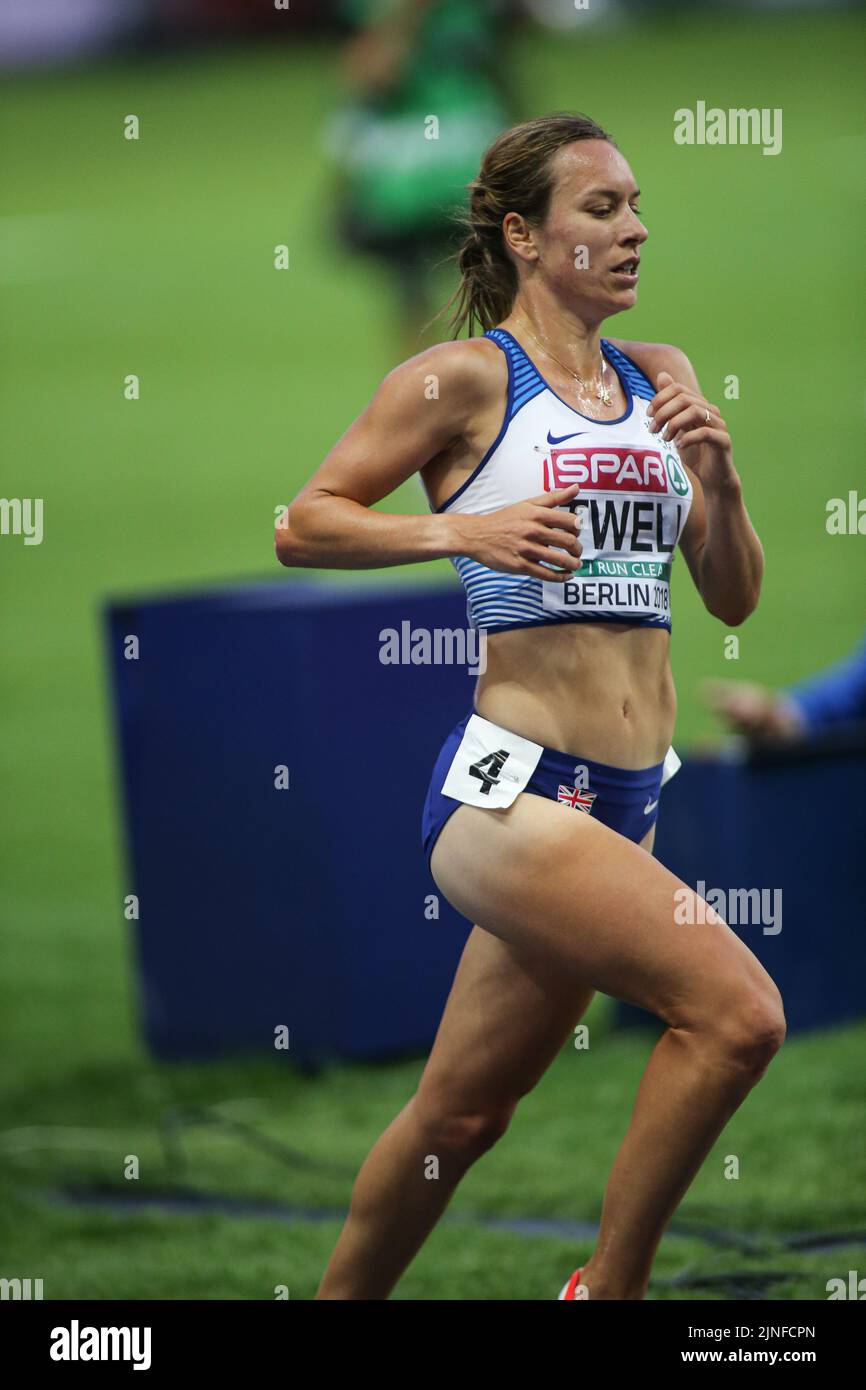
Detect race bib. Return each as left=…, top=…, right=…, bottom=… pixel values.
left=543, top=554, right=673, bottom=621
left=440, top=714, right=543, bottom=810
left=538, top=473, right=687, bottom=622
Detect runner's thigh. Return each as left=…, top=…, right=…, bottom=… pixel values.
left=416, top=922, right=597, bottom=1119
left=430, top=794, right=781, bottom=1030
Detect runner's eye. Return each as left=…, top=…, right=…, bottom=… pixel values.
left=589, top=205, right=641, bottom=218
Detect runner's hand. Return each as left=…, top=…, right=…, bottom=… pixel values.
left=451, top=484, right=584, bottom=581
left=702, top=679, right=806, bottom=739
left=648, top=370, right=736, bottom=493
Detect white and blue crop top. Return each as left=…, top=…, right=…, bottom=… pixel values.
left=434, top=328, right=693, bottom=635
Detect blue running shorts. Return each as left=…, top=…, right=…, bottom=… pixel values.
left=422, top=709, right=681, bottom=872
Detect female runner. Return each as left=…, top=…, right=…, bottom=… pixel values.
left=276, top=113, right=783, bottom=1301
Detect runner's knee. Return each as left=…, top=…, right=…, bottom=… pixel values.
left=686, top=981, right=787, bottom=1070
left=413, top=1092, right=515, bottom=1160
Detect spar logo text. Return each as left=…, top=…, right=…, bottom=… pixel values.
left=542, top=445, right=689, bottom=495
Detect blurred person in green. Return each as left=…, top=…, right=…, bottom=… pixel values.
left=327, top=0, right=512, bottom=356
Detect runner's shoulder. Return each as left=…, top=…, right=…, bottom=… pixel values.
left=607, top=338, right=701, bottom=392
left=380, top=336, right=507, bottom=424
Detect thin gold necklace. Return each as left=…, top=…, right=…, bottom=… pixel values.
left=517, top=321, right=612, bottom=408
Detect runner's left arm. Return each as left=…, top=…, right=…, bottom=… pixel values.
left=648, top=346, right=764, bottom=627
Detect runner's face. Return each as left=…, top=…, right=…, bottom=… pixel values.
left=536, top=140, right=648, bottom=319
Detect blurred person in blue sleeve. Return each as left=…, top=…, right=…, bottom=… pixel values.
left=703, top=634, right=866, bottom=742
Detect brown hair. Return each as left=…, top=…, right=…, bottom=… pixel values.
left=440, top=112, right=616, bottom=338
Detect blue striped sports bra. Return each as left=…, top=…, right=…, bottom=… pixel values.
left=433, top=327, right=693, bottom=634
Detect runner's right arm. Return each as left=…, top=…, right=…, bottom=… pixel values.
left=276, top=341, right=583, bottom=582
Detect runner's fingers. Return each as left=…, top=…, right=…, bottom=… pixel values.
left=648, top=381, right=697, bottom=415
left=649, top=388, right=720, bottom=431
left=673, top=426, right=729, bottom=449
left=530, top=483, right=581, bottom=507
left=523, top=543, right=583, bottom=573
left=530, top=525, right=582, bottom=555
left=648, top=391, right=701, bottom=432
left=518, top=560, right=573, bottom=582
left=535, top=507, right=583, bottom=535
left=663, top=404, right=724, bottom=440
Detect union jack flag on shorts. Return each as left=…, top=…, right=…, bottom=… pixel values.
left=557, top=784, right=597, bottom=813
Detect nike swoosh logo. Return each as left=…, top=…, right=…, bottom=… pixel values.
left=546, top=430, right=588, bottom=445
left=643, top=797, right=659, bottom=815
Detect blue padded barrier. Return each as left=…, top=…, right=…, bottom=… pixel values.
left=105, top=579, right=475, bottom=1067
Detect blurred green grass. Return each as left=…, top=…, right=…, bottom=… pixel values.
left=1, top=10, right=865, bottom=1298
